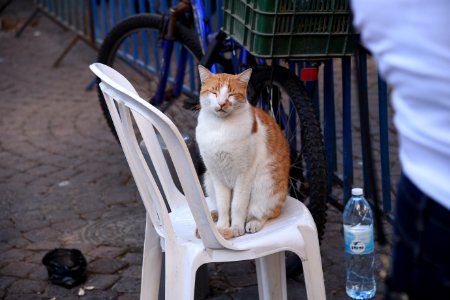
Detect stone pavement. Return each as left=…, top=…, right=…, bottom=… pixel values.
left=0, top=1, right=395, bottom=299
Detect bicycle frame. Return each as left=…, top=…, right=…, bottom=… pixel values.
left=191, top=0, right=211, bottom=53
left=151, top=0, right=250, bottom=107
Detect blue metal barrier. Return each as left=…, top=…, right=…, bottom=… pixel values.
left=35, top=0, right=91, bottom=37
left=378, top=77, right=392, bottom=213
left=320, top=56, right=394, bottom=218
left=341, top=56, right=353, bottom=202
left=16, top=0, right=96, bottom=67
left=323, top=60, right=337, bottom=194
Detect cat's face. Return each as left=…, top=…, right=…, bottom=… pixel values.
left=198, top=66, right=252, bottom=118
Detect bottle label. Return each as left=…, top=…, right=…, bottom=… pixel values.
left=344, top=224, right=374, bottom=255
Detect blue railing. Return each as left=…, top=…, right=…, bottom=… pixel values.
left=17, top=0, right=96, bottom=67
left=323, top=54, right=393, bottom=218
left=35, top=0, right=91, bottom=37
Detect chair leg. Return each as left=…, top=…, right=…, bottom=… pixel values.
left=255, top=252, right=288, bottom=300
left=164, top=247, right=198, bottom=300
left=297, top=225, right=327, bottom=300
left=140, top=213, right=163, bottom=300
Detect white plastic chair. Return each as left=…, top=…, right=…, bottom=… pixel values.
left=90, top=62, right=327, bottom=300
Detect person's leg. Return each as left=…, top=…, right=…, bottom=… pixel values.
left=386, top=174, right=450, bottom=299
left=386, top=174, right=421, bottom=299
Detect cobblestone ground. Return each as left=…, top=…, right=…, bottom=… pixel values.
left=1, top=1, right=396, bottom=299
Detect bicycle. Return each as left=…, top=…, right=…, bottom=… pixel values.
left=95, top=0, right=351, bottom=273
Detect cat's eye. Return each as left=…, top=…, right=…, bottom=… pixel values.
left=210, top=91, right=218, bottom=96
left=229, top=93, right=238, bottom=98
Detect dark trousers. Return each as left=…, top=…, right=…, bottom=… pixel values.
left=386, top=174, right=450, bottom=300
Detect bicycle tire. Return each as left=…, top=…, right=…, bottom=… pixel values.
left=97, top=13, right=203, bottom=140
left=248, top=65, right=328, bottom=241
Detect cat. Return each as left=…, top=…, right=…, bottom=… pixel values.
left=195, top=65, right=291, bottom=239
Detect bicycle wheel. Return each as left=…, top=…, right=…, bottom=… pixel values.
left=97, top=14, right=203, bottom=140
left=248, top=65, right=328, bottom=241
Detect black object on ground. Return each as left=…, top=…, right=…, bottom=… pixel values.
left=42, top=248, right=87, bottom=289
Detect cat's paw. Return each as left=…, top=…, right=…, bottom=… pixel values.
left=231, top=224, right=245, bottom=237
left=245, top=219, right=264, bottom=233
left=196, top=210, right=219, bottom=239
left=210, top=210, right=218, bottom=223
left=217, top=226, right=234, bottom=239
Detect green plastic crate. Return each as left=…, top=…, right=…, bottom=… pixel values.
left=222, top=0, right=354, bottom=58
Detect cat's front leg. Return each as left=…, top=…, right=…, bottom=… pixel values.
left=203, top=171, right=215, bottom=202
left=211, top=177, right=233, bottom=239
left=230, top=176, right=252, bottom=237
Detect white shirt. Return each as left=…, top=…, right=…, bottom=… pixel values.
left=351, top=0, right=450, bottom=209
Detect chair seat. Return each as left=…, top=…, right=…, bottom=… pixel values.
left=170, top=196, right=310, bottom=253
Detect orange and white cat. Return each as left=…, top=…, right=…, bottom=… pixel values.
left=196, top=65, right=290, bottom=239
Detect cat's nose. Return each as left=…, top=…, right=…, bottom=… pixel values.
left=215, top=103, right=226, bottom=112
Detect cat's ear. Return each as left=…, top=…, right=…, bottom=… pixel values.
left=236, top=68, right=252, bottom=84
left=198, top=65, right=213, bottom=83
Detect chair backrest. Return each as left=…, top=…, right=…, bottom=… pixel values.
left=90, top=63, right=238, bottom=250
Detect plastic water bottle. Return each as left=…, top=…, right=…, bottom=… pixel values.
left=343, top=188, right=376, bottom=299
